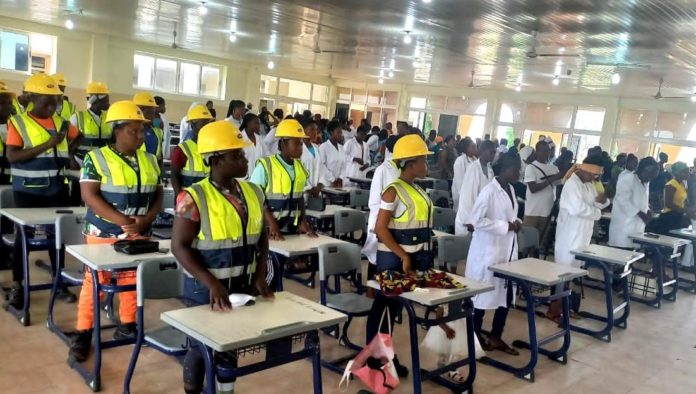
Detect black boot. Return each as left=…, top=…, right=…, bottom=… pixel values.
left=68, top=329, right=93, bottom=364
left=114, top=322, right=137, bottom=340
left=393, top=355, right=409, bottom=378
left=4, top=286, right=23, bottom=310
left=55, top=285, right=77, bottom=303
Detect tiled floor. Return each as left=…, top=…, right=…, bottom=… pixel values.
left=2, top=253, right=696, bottom=393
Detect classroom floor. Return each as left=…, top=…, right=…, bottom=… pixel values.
left=2, top=253, right=696, bottom=394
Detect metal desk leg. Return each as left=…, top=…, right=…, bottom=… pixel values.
left=311, top=335, right=323, bottom=394
left=630, top=244, right=678, bottom=308
left=677, top=240, right=696, bottom=293
left=2, top=224, right=33, bottom=325
left=403, top=300, right=424, bottom=394
left=90, top=268, right=102, bottom=391
left=198, top=340, right=216, bottom=394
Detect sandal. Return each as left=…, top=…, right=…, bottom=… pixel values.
left=487, top=337, right=520, bottom=356
left=569, top=310, right=582, bottom=320
left=446, top=370, right=467, bottom=383
left=545, top=311, right=562, bottom=325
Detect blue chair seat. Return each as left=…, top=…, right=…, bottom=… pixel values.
left=326, top=293, right=372, bottom=315
left=145, top=326, right=188, bottom=354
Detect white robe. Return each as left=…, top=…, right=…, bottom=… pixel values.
left=454, top=160, right=494, bottom=235
left=609, top=173, right=649, bottom=248
left=362, top=160, right=400, bottom=264
left=344, top=138, right=370, bottom=184
left=452, top=154, right=476, bottom=209
left=300, top=142, right=327, bottom=190
left=241, top=132, right=266, bottom=179
left=465, top=179, right=519, bottom=310
left=555, top=173, right=610, bottom=267
left=263, top=126, right=279, bottom=155
left=319, top=141, right=347, bottom=184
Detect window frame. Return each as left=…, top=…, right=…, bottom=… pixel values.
left=133, top=51, right=224, bottom=99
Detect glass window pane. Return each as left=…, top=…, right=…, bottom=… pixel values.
left=0, top=31, right=30, bottom=72
left=200, top=66, right=220, bottom=97
left=523, top=129, right=564, bottom=150
left=458, top=115, right=486, bottom=139
left=381, top=108, right=397, bottom=127
left=446, top=97, right=487, bottom=114
left=614, top=137, right=651, bottom=158
left=617, top=109, right=655, bottom=138
left=278, top=78, right=311, bottom=100
left=179, top=62, right=201, bottom=95
left=366, top=106, right=382, bottom=125
left=654, top=112, right=696, bottom=141
left=277, top=101, right=293, bottom=117
left=133, top=54, right=155, bottom=88
left=574, top=106, right=605, bottom=131
left=310, top=104, right=326, bottom=117
left=496, top=125, right=514, bottom=140
left=154, top=58, right=177, bottom=92
left=568, top=134, right=601, bottom=162
left=312, top=84, right=328, bottom=102
left=352, top=89, right=367, bottom=104
left=522, top=103, right=574, bottom=129
left=410, top=96, right=427, bottom=109
left=499, top=101, right=524, bottom=123
left=337, top=87, right=352, bottom=102
left=408, top=110, right=425, bottom=129
left=260, top=74, right=277, bottom=95
left=384, top=91, right=399, bottom=106
left=654, top=143, right=696, bottom=163
left=429, top=95, right=446, bottom=109
left=367, top=90, right=383, bottom=105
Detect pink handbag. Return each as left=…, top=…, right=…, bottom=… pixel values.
left=339, top=309, right=400, bottom=393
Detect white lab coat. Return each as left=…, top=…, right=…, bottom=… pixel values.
left=455, top=160, right=494, bottom=235
left=263, top=126, right=279, bottom=155
left=344, top=138, right=370, bottom=183
left=452, top=154, right=476, bottom=208
left=362, top=160, right=400, bottom=264
left=555, top=173, right=610, bottom=267
left=465, top=179, right=519, bottom=310
left=241, top=132, right=266, bottom=179
left=319, top=141, right=347, bottom=184
left=609, top=173, right=649, bottom=248
left=300, top=142, right=327, bottom=190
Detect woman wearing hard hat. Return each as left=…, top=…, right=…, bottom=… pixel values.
left=133, top=92, right=164, bottom=163
left=4, top=73, right=82, bottom=310
left=0, top=81, right=15, bottom=184
left=68, top=100, right=163, bottom=364
left=171, top=120, right=272, bottom=394
left=366, top=134, right=437, bottom=378
left=51, top=73, right=76, bottom=121
left=71, top=81, right=111, bottom=159
left=170, top=104, right=214, bottom=195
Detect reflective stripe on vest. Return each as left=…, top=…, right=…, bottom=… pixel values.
left=84, top=146, right=160, bottom=235
left=179, top=139, right=209, bottom=187
left=9, top=113, right=69, bottom=191
left=77, top=110, right=112, bottom=153
left=187, top=178, right=264, bottom=279
left=378, top=178, right=433, bottom=253
left=260, top=155, right=307, bottom=226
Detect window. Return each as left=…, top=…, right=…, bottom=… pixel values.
left=312, top=85, right=328, bottom=102
left=260, top=75, right=328, bottom=118
left=574, top=106, right=605, bottom=132
left=335, top=87, right=399, bottom=127
left=279, top=78, right=311, bottom=100
left=522, top=103, right=574, bottom=129
left=0, top=29, right=56, bottom=74
left=132, top=52, right=224, bottom=98
left=410, top=96, right=427, bottom=109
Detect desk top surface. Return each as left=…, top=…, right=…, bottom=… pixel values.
left=367, top=272, right=493, bottom=306
left=321, top=187, right=354, bottom=195
left=669, top=228, right=696, bottom=241
left=0, top=207, right=87, bottom=226
left=269, top=234, right=349, bottom=257
left=161, top=292, right=347, bottom=352
left=571, top=244, right=644, bottom=266
left=67, top=240, right=173, bottom=270
left=629, top=232, right=689, bottom=248
left=305, top=205, right=364, bottom=219
left=489, top=258, right=588, bottom=286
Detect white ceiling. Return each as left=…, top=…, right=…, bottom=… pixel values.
left=6, top=0, right=696, bottom=99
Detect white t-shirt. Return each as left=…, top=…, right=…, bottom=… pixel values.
left=524, top=161, right=560, bottom=217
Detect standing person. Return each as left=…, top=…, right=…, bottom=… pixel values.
left=51, top=73, right=76, bottom=121
left=426, top=130, right=438, bottom=150
left=466, top=153, right=522, bottom=354
left=396, top=121, right=409, bottom=136
left=607, top=153, right=627, bottom=198
left=239, top=113, right=266, bottom=179
left=618, top=154, right=638, bottom=184
left=384, top=121, right=393, bottom=135
left=523, top=140, right=563, bottom=235
left=343, top=119, right=355, bottom=141
left=262, top=109, right=285, bottom=155
left=68, top=100, right=163, bottom=363
left=344, top=125, right=371, bottom=184
left=72, top=81, right=111, bottom=160
left=649, top=152, right=672, bottom=211
left=0, top=82, right=15, bottom=184
left=225, top=100, right=246, bottom=129
left=452, top=137, right=477, bottom=208
left=171, top=120, right=273, bottom=394
left=170, top=105, right=214, bottom=195
left=366, top=125, right=380, bottom=164
left=133, top=92, right=163, bottom=163
left=11, top=88, right=30, bottom=115
left=300, top=118, right=327, bottom=197
left=319, top=120, right=347, bottom=187
left=437, top=135, right=458, bottom=180
left=153, top=96, right=171, bottom=159
left=651, top=161, right=694, bottom=234
left=609, top=157, right=659, bottom=248
left=5, top=73, right=82, bottom=309
left=205, top=100, right=217, bottom=119
left=367, top=134, right=436, bottom=378
left=178, top=102, right=201, bottom=143
left=454, top=141, right=496, bottom=234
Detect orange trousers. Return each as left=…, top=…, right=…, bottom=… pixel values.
left=75, top=235, right=137, bottom=331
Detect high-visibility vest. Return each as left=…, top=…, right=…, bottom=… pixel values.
left=139, top=125, right=163, bottom=160
left=8, top=113, right=70, bottom=194
left=11, top=98, right=24, bottom=115
left=377, top=178, right=434, bottom=253
left=259, top=155, right=308, bottom=229
left=0, top=133, right=7, bottom=185
left=57, top=98, right=75, bottom=121
left=187, top=178, right=265, bottom=279
left=75, top=110, right=112, bottom=156
left=178, top=139, right=209, bottom=187
left=84, top=146, right=160, bottom=235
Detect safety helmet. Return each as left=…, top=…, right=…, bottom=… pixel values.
left=187, top=105, right=214, bottom=121
left=132, top=92, right=157, bottom=107
left=86, top=81, right=110, bottom=95
left=23, top=74, right=62, bottom=95
left=105, top=100, right=148, bottom=123
left=392, top=134, right=433, bottom=161
left=51, top=73, right=67, bottom=86
left=0, top=81, right=15, bottom=97
left=275, top=119, right=308, bottom=139
left=198, top=120, right=251, bottom=155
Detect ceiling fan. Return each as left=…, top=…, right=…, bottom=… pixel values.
left=312, top=26, right=354, bottom=54
left=526, top=30, right=581, bottom=59
left=652, top=77, right=688, bottom=100
left=467, top=70, right=488, bottom=88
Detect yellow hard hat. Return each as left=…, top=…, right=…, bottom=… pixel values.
left=86, top=81, right=110, bottom=95
left=132, top=92, right=157, bottom=107
left=0, top=81, right=15, bottom=97
left=275, top=119, right=308, bottom=139
left=51, top=73, right=67, bottom=86
left=24, top=73, right=62, bottom=95
left=392, top=134, right=433, bottom=160
left=198, top=120, right=251, bottom=155
left=105, top=100, right=148, bottom=123
left=187, top=105, right=214, bottom=121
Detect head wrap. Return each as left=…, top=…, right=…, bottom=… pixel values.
left=519, top=146, right=534, bottom=161
left=670, top=161, right=688, bottom=176
left=562, top=163, right=603, bottom=182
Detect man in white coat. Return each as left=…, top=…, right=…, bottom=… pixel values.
left=609, top=157, right=659, bottom=248
left=451, top=137, right=477, bottom=208
left=300, top=118, right=328, bottom=196
left=344, top=126, right=371, bottom=185
left=455, top=140, right=496, bottom=234
left=466, top=152, right=522, bottom=354
left=319, top=120, right=347, bottom=187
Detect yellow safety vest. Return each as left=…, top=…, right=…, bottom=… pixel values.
left=11, top=98, right=24, bottom=115
left=57, top=99, right=75, bottom=121
left=85, top=146, right=160, bottom=235
left=187, top=178, right=265, bottom=279
left=378, top=178, right=434, bottom=253
left=8, top=113, right=70, bottom=195
left=178, top=139, right=209, bottom=187
left=259, top=154, right=308, bottom=229
left=76, top=110, right=112, bottom=155
left=139, top=125, right=163, bottom=160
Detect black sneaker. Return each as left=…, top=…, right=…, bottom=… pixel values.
left=55, top=286, right=77, bottom=303
left=113, top=322, right=137, bottom=340
left=68, top=329, right=93, bottom=364
left=393, top=355, right=409, bottom=378
left=3, top=286, right=23, bottom=310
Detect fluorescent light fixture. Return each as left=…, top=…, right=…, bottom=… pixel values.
left=388, top=71, right=394, bottom=78
left=691, top=94, right=696, bottom=103
left=515, top=84, right=521, bottom=92
left=403, top=33, right=412, bottom=44
left=559, top=47, right=565, bottom=53
left=378, top=78, right=384, bottom=84
left=229, top=32, right=237, bottom=43
left=267, top=61, right=275, bottom=69
left=423, top=0, right=432, bottom=3
left=198, top=2, right=208, bottom=15
left=65, top=19, right=74, bottom=30
left=611, top=72, right=621, bottom=85
left=552, top=77, right=560, bottom=86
